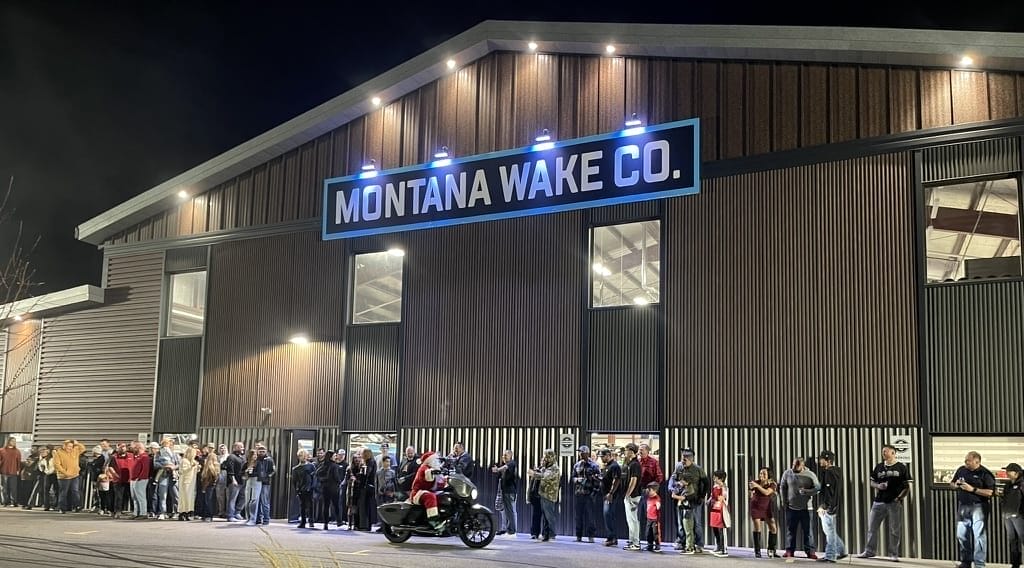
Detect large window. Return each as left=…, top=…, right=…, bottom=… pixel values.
left=931, top=435, right=1024, bottom=485
left=925, top=177, right=1022, bottom=283
left=352, top=251, right=404, bottom=324
left=591, top=220, right=661, bottom=307
left=166, top=271, right=206, bottom=336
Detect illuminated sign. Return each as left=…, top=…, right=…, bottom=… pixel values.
left=322, top=118, right=699, bottom=239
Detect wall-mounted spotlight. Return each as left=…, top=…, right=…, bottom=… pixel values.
left=446, top=59, right=456, bottom=70
left=13, top=314, right=24, bottom=322
left=528, top=41, right=538, bottom=51
left=625, top=113, right=643, bottom=127
left=359, top=159, right=378, bottom=179
left=289, top=334, right=309, bottom=345
left=605, top=44, right=616, bottom=54
left=534, top=129, right=552, bottom=143
left=387, top=248, right=406, bottom=258
left=177, top=190, right=189, bottom=199
left=434, top=146, right=450, bottom=159
left=959, top=55, right=974, bottom=67
left=371, top=96, right=382, bottom=106
left=532, top=128, right=554, bottom=151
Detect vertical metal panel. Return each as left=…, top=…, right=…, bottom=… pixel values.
left=221, top=178, right=238, bottom=231
left=921, top=136, right=1021, bottom=183
left=281, top=150, right=301, bottom=222
left=663, top=427, right=924, bottom=558
left=830, top=66, right=858, bottom=143
left=928, top=486, right=1011, bottom=563
left=925, top=281, right=1024, bottom=432
left=746, top=63, right=772, bottom=155
left=401, top=212, right=583, bottom=427
left=400, top=92, right=421, bottom=166
left=400, top=426, right=580, bottom=537
left=514, top=52, right=539, bottom=146
left=588, top=201, right=659, bottom=225
left=920, top=70, right=953, bottom=129
left=773, top=63, right=800, bottom=151
left=648, top=59, right=673, bottom=125
left=201, top=232, right=345, bottom=428
left=343, top=324, right=399, bottom=432
left=296, top=139, right=319, bottom=219
left=363, top=107, right=385, bottom=169
left=382, top=101, right=403, bottom=170
left=697, top=62, right=720, bottom=162
left=476, top=55, right=497, bottom=155
left=198, top=427, right=290, bottom=518
left=330, top=125, right=351, bottom=180
left=436, top=73, right=459, bottom=158
left=625, top=57, right=649, bottom=127
left=988, top=73, right=1020, bottom=120
left=577, top=57, right=600, bottom=137
left=890, top=68, right=920, bottom=134
left=665, top=153, right=918, bottom=426
left=251, top=164, right=269, bottom=226
left=598, top=56, right=625, bottom=134
left=557, top=55, right=580, bottom=140
left=456, top=62, right=480, bottom=157
left=951, top=70, right=990, bottom=124
left=267, top=157, right=287, bottom=225
left=672, top=61, right=695, bottom=123
left=587, top=308, right=659, bottom=431
left=859, top=67, right=889, bottom=138
left=494, top=53, right=516, bottom=150
left=721, top=62, right=745, bottom=159
left=1, top=319, right=40, bottom=433
left=34, top=252, right=163, bottom=445
left=206, top=186, right=223, bottom=232
left=153, top=336, right=202, bottom=433
left=164, top=246, right=208, bottom=272
left=801, top=65, right=829, bottom=147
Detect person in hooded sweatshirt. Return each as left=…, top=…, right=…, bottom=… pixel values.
left=816, top=451, right=847, bottom=563
left=779, top=457, right=820, bottom=559
left=316, top=450, right=342, bottom=530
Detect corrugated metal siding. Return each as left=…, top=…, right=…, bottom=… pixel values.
left=921, top=136, right=1022, bottom=183
left=34, top=252, right=163, bottom=445
left=587, top=307, right=660, bottom=432
left=400, top=212, right=583, bottom=427
left=663, top=427, right=924, bottom=558
left=198, top=427, right=290, bottom=518
left=0, top=319, right=40, bottom=433
left=343, top=324, right=399, bottom=432
left=589, top=201, right=660, bottom=225
left=201, top=232, right=345, bottom=428
left=153, top=337, right=203, bottom=433
left=925, top=281, right=1024, bottom=433
left=106, top=58, right=1024, bottom=246
left=665, top=153, right=918, bottom=426
left=928, top=487, right=1011, bottom=563
left=165, top=246, right=208, bottom=272
left=400, top=426, right=581, bottom=537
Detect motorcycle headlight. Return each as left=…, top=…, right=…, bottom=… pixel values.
left=471, top=488, right=478, bottom=500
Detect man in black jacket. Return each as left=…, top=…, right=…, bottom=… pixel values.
left=817, top=450, right=847, bottom=563
left=291, top=449, right=316, bottom=529
left=396, top=446, right=418, bottom=501
left=247, top=444, right=275, bottom=526
left=224, top=442, right=246, bottom=522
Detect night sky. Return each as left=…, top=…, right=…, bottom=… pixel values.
left=3, top=1, right=1024, bottom=296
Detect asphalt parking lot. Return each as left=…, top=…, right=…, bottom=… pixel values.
left=0, top=508, right=959, bottom=568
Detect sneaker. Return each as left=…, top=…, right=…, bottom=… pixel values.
left=713, top=550, right=729, bottom=557
left=783, top=551, right=795, bottom=558
left=604, top=539, right=617, bottom=547
left=624, top=543, right=642, bottom=551
left=681, top=548, right=697, bottom=555
left=807, top=552, right=819, bottom=560
left=694, top=547, right=706, bottom=554
left=816, top=558, right=836, bottom=563
left=652, top=546, right=662, bottom=553
left=838, top=554, right=849, bottom=560
left=157, top=514, right=167, bottom=520
left=889, top=557, right=899, bottom=563
left=858, top=552, right=876, bottom=559
left=588, top=537, right=595, bottom=543
left=496, top=531, right=506, bottom=536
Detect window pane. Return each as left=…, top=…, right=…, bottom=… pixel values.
left=353, top=251, right=404, bottom=323
left=931, top=435, right=1024, bottom=485
left=925, top=178, right=1022, bottom=283
left=166, top=271, right=206, bottom=336
left=591, top=220, right=661, bottom=307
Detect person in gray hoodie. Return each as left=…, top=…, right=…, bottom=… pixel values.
left=779, top=457, right=820, bottom=559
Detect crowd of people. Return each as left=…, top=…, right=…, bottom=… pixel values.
left=1, top=435, right=1022, bottom=568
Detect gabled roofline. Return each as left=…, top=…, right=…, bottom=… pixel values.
left=76, top=20, right=1024, bottom=245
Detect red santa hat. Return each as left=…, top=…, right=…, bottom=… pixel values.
left=418, top=451, right=435, bottom=465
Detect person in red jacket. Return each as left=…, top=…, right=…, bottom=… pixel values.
left=128, top=441, right=151, bottom=519
left=111, top=442, right=135, bottom=519
left=0, top=437, right=23, bottom=507
left=410, top=451, right=445, bottom=531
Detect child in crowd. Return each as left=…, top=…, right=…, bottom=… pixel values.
left=644, top=482, right=662, bottom=552
left=709, top=469, right=731, bottom=557
left=671, top=469, right=697, bottom=554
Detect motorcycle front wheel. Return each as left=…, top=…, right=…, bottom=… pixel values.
left=381, top=523, right=412, bottom=544
left=458, top=510, right=496, bottom=548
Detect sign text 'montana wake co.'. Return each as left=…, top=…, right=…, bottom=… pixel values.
left=321, top=119, right=700, bottom=239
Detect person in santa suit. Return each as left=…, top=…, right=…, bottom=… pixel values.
left=410, top=451, right=446, bottom=531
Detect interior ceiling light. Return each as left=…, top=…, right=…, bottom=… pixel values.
left=177, top=190, right=188, bottom=199
left=528, top=41, right=538, bottom=51
left=446, top=59, right=456, bottom=69
left=289, top=334, right=310, bottom=345
left=959, top=55, right=974, bottom=67
left=371, top=96, right=381, bottom=106
left=633, top=296, right=650, bottom=306
left=605, top=44, right=616, bottom=54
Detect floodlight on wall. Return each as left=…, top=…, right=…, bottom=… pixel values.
left=446, top=59, right=456, bottom=70
left=434, top=146, right=450, bottom=159
left=13, top=314, right=24, bottom=322
left=625, top=113, right=642, bottom=127
left=528, top=41, right=538, bottom=51
left=623, top=113, right=646, bottom=136
left=289, top=334, right=309, bottom=345
left=532, top=129, right=554, bottom=151
left=605, top=44, right=616, bottom=54
left=359, top=159, right=378, bottom=179
left=959, top=55, right=974, bottom=67
left=177, top=190, right=189, bottom=200
left=371, top=96, right=382, bottom=106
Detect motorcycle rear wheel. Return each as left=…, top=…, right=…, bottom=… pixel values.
left=381, top=523, right=412, bottom=544
left=458, top=510, right=496, bottom=548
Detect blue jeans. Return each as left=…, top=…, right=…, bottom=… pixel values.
left=227, top=481, right=241, bottom=519
left=156, top=476, right=178, bottom=515
left=820, top=511, right=846, bottom=560
left=540, top=499, right=558, bottom=538
left=2, top=474, right=18, bottom=505
left=864, top=501, right=903, bottom=556
left=247, top=479, right=265, bottom=524
left=574, top=493, right=598, bottom=538
left=603, top=498, right=619, bottom=541
left=58, top=477, right=79, bottom=512
left=259, top=481, right=271, bottom=522
left=500, top=491, right=517, bottom=534
left=957, top=504, right=988, bottom=568
left=130, top=480, right=148, bottom=516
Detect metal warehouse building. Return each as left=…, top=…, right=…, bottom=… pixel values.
left=3, top=21, right=1024, bottom=561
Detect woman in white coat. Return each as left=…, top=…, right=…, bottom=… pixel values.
left=177, top=447, right=198, bottom=521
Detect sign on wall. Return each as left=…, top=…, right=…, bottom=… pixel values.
left=559, top=433, right=576, bottom=458
left=891, top=436, right=913, bottom=465
left=322, top=118, right=700, bottom=239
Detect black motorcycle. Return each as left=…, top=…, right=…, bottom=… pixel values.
left=377, top=458, right=496, bottom=548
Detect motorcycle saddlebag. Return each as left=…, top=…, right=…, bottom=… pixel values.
left=378, top=501, right=417, bottom=526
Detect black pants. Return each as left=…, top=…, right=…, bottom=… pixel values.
left=786, top=508, right=812, bottom=553
left=42, top=474, right=58, bottom=509
left=574, top=493, right=597, bottom=538
left=113, top=484, right=128, bottom=513
left=358, top=489, right=376, bottom=530
left=1005, top=514, right=1024, bottom=568
left=646, top=519, right=662, bottom=548
left=322, top=491, right=342, bottom=527
left=2, top=475, right=18, bottom=505
left=296, top=491, right=313, bottom=525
